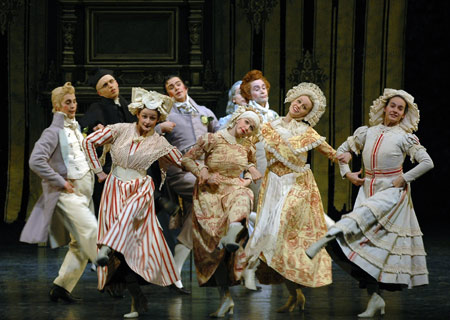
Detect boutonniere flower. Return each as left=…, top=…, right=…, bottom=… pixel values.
left=82, top=127, right=89, bottom=138
left=201, top=115, right=214, bottom=125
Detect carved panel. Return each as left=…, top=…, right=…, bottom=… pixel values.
left=87, top=8, right=178, bottom=63
left=288, top=51, right=327, bottom=88
left=0, top=0, right=24, bottom=35
left=238, top=0, right=278, bottom=34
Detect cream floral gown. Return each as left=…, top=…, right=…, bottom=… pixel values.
left=182, top=129, right=256, bottom=286
left=246, top=118, right=336, bottom=287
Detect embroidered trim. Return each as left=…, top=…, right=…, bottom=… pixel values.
left=261, top=138, right=311, bottom=174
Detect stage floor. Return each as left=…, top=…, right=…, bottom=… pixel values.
left=1, top=234, right=449, bottom=320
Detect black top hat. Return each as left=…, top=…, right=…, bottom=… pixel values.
left=88, top=68, right=114, bottom=88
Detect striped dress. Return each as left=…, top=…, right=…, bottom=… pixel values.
left=84, top=123, right=182, bottom=290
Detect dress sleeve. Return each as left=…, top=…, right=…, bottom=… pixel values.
left=316, top=140, right=337, bottom=162
left=29, top=128, right=66, bottom=189
left=161, top=147, right=183, bottom=168
left=402, top=134, right=434, bottom=183
left=83, top=125, right=115, bottom=174
left=246, top=142, right=257, bottom=170
left=337, top=126, right=368, bottom=178
left=181, top=133, right=214, bottom=177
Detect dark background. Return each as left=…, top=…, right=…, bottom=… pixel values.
left=1, top=0, right=449, bottom=243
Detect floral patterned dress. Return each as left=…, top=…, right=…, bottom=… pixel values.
left=182, top=129, right=256, bottom=286
left=246, top=118, right=335, bottom=287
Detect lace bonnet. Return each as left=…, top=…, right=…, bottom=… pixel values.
left=284, top=82, right=326, bottom=127
left=369, top=88, right=420, bottom=133
left=128, top=87, right=174, bottom=121
left=226, top=105, right=262, bottom=135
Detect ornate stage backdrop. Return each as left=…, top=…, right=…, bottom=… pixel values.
left=2, top=0, right=415, bottom=225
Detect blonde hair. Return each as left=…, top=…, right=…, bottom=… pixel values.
left=51, top=82, right=75, bottom=113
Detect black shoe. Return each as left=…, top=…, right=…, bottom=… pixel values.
left=49, top=284, right=83, bottom=303
left=169, top=284, right=191, bottom=295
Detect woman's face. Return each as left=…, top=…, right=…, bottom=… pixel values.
left=383, top=96, right=406, bottom=126
left=234, top=117, right=256, bottom=138
left=233, top=88, right=247, bottom=106
left=137, top=108, right=159, bottom=134
left=250, top=79, right=268, bottom=106
left=288, top=95, right=313, bottom=119
left=58, top=93, right=77, bottom=119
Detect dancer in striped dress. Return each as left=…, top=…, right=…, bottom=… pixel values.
left=84, top=88, right=181, bottom=318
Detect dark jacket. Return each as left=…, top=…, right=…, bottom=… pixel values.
left=78, top=96, right=135, bottom=133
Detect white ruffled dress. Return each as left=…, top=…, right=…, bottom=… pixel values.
left=334, top=124, right=433, bottom=289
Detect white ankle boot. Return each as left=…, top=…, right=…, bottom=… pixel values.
left=220, top=223, right=244, bottom=252
left=358, top=292, right=386, bottom=318
left=174, top=243, right=191, bottom=276
left=305, top=227, right=342, bottom=259
left=242, top=267, right=257, bottom=290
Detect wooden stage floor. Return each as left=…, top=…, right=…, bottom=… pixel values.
left=0, top=234, right=449, bottom=320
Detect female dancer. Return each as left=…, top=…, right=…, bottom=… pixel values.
left=246, top=82, right=337, bottom=313
left=217, top=80, right=247, bottom=129
left=306, top=89, right=433, bottom=317
left=83, top=88, right=182, bottom=318
left=182, top=107, right=262, bottom=317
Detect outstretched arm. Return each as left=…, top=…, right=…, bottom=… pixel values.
left=83, top=126, right=114, bottom=181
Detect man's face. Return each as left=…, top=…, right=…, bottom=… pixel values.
left=165, top=77, right=188, bottom=102
left=58, top=93, right=77, bottom=119
left=96, top=74, right=119, bottom=99
left=250, top=79, right=268, bottom=106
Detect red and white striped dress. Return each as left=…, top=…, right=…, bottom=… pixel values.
left=84, top=122, right=182, bottom=290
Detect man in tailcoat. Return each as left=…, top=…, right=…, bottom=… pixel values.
left=20, top=82, right=98, bottom=303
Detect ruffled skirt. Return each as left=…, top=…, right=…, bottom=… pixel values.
left=332, top=186, right=428, bottom=289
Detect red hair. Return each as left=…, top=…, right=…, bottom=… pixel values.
left=240, top=70, right=270, bottom=102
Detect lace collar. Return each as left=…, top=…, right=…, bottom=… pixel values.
left=248, top=100, right=270, bottom=114
left=59, top=112, right=78, bottom=130
left=219, top=129, right=244, bottom=145
left=272, top=117, right=309, bottom=139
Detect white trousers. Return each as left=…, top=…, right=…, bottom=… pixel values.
left=53, top=171, right=98, bottom=292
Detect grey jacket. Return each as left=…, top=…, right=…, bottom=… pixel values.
left=20, top=112, right=74, bottom=247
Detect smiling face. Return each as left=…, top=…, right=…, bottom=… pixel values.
left=383, top=96, right=407, bottom=127
left=288, top=95, right=313, bottom=119
left=57, top=93, right=77, bottom=119
left=250, top=79, right=269, bottom=106
left=137, top=108, right=159, bottom=135
left=165, top=76, right=188, bottom=102
left=96, top=74, right=119, bottom=99
left=234, top=117, right=256, bottom=138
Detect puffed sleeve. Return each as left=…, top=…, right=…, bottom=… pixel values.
left=401, top=134, right=434, bottom=183
left=181, top=133, right=216, bottom=177
left=83, top=124, right=119, bottom=173
left=337, top=126, right=368, bottom=178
